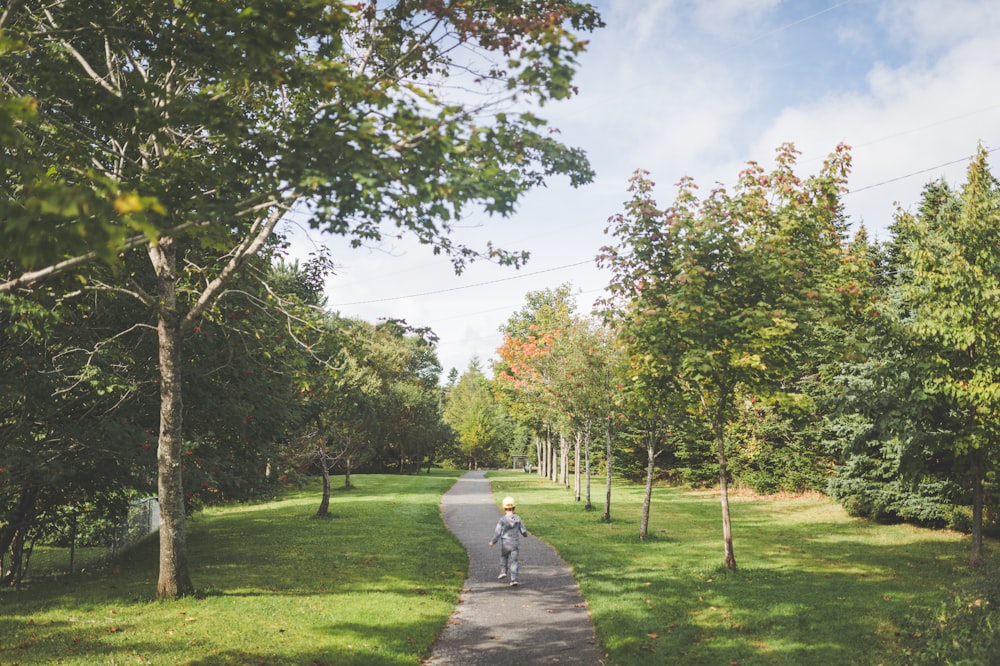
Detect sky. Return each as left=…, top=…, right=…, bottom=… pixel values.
left=284, top=0, right=1000, bottom=378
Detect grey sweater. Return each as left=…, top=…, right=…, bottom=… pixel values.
left=490, top=513, right=528, bottom=548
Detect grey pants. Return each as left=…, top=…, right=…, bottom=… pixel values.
left=499, top=544, right=520, bottom=582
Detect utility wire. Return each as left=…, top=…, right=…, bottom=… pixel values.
left=848, top=146, right=1000, bottom=194
left=726, top=0, right=853, bottom=52
left=331, top=147, right=996, bottom=308
left=328, top=259, right=595, bottom=306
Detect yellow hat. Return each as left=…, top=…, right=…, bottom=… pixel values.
left=502, top=496, right=516, bottom=509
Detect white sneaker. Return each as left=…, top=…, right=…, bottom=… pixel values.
left=509, top=581, right=519, bottom=586
left=498, top=572, right=506, bottom=580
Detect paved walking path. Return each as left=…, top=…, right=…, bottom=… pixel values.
left=426, top=471, right=603, bottom=665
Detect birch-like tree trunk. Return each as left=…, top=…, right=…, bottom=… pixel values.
left=640, top=437, right=655, bottom=541
left=560, top=432, right=569, bottom=487
left=970, top=456, right=984, bottom=567
left=574, top=430, right=581, bottom=501
left=535, top=433, right=543, bottom=478
left=715, top=413, right=737, bottom=570
left=603, top=420, right=613, bottom=522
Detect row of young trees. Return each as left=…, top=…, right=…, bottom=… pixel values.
left=483, top=143, right=998, bottom=570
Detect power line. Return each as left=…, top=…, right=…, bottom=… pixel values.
left=727, top=0, right=853, bottom=53
left=327, top=259, right=595, bottom=306
left=330, top=148, right=997, bottom=308
left=848, top=146, right=1000, bottom=194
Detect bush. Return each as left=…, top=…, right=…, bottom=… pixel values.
left=827, top=454, right=962, bottom=528
left=903, top=562, right=1000, bottom=665
left=946, top=505, right=973, bottom=533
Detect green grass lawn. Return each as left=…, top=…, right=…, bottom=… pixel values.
left=0, top=471, right=468, bottom=666
left=488, top=470, right=993, bottom=666
left=3, top=469, right=994, bottom=665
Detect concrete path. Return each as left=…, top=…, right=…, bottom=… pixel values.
left=426, top=471, right=603, bottom=665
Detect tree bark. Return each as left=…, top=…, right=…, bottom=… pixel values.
left=584, top=426, right=592, bottom=509
left=560, top=432, right=569, bottom=487
left=150, top=238, right=195, bottom=599
left=547, top=434, right=555, bottom=482
left=0, top=487, right=38, bottom=586
left=603, top=420, right=613, bottom=522
left=317, top=443, right=331, bottom=517
left=715, top=413, right=737, bottom=570
left=640, top=438, right=654, bottom=540
left=970, top=455, right=984, bottom=567
left=535, top=433, right=543, bottom=478
left=574, top=430, right=581, bottom=501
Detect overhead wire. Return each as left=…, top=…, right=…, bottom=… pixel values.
left=328, top=259, right=595, bottom=306
left=324, top=1, right=998, bottom=347
left=328, top=143, right=999, bottom=310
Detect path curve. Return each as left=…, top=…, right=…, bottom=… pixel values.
left=426, top=471, right=603, bottom=665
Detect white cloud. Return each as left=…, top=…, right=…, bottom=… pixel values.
left=879, top=0, right=1000, bottom=53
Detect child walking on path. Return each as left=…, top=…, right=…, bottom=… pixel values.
left=488, top=496, right=528, bottom=586
left=428, top=471, right=602, bottom=664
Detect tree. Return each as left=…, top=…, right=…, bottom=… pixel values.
left=549, top=317, right=621, bottom=511
left=875, top=147, right=1000, bottom=566
left=363, top=320, right=446, bottom=474
left=0, top=281, right=156, bottom=585
left=444, top=360, right=504, bottom=469
left=1, top=1, right=602, bottom=597
left=495, top=284, right=578, bottom=481
left=600, top=144, right=855, bottom=569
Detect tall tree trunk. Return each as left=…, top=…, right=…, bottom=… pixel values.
left=574, top=430, right=581, bottom=501
left=715, top=413, right=737, bottom=570
left=970, top=455, right=984, bottom=567
left=640, top=438, right=654, bottom=540
left=151, top=238, right=195, bottom=599
left=584, top=425, right=592, bottom=510
left=0, top=487, right=39, bottom=586
left=344, top=455, right=352, bottom=490
left=603, top=420, right=613, bottom=522
left=552, top=438, right=558, bottom=483
left=560, top=432, right=569, bottom=487
left=317, top=443, right=331, bottom=517
left=535, top=433, right=543, bottom=477
left=547, top=434, right=555, bottom=482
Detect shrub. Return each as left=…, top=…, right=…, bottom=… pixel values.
left=903, top=562, right=1000, bottom=665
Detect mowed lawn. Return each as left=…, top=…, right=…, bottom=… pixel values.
left=2, top=469, right=993, bottom=665
left=489, top=470, right=990, bottom=666
left=0, top=472, right=468, bottom=666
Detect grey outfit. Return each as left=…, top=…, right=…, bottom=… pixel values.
left=489, top=512, right=528, bottom=583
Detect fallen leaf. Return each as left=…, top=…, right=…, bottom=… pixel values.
left=647, top=633, right=659, bottom=639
